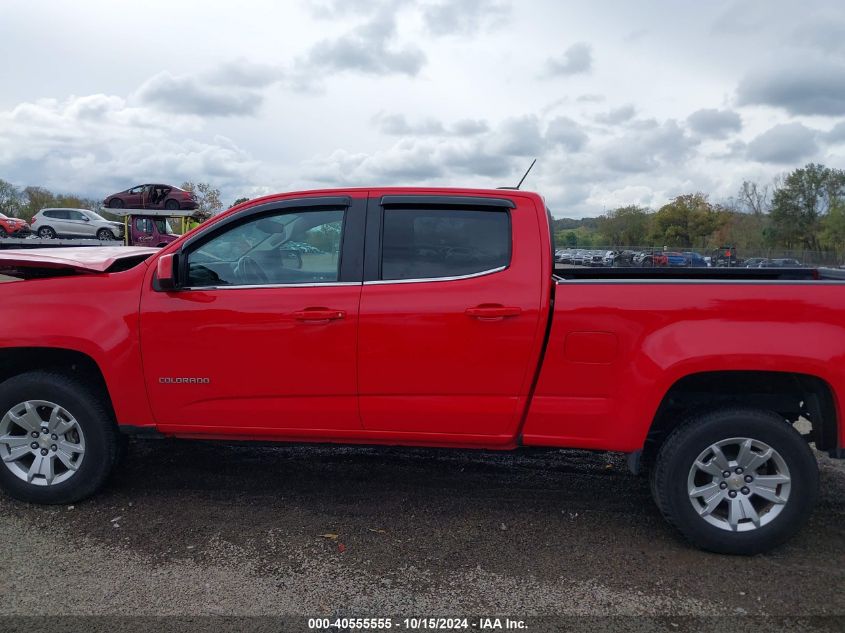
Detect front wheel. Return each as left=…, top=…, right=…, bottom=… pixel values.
left=651, top=407, right=818, bottom=555
left=97, top=228, right=115, bottom=241
left=109, top=198, right=124, bottom=209
left=165, top=199, right=180, bottom=210
left=0, top=371, right=120, bottom=504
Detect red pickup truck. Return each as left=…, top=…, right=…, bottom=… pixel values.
left=0, top=188, right=842, bottom=554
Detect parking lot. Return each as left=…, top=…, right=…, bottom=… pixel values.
left=1, top=438, right=842, bottom=624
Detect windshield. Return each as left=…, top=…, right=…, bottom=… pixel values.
left=87, top=211, right=107, bottom=221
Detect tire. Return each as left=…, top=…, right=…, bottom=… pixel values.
left=165, top=199, right=180, bottom=211
left=109, top=198, right=124, bottom=209
left=0, top=371, right=120, bottom=504
left=37, top=226, right=56, bottom=239
left=651, top=407, right=818, bottom=555
left=97, top=228, right=115, bottom=241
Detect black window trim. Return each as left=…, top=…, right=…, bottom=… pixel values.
left=171, top=195, right=364, bottom=290
left=364, top=195, right=514, bottom=285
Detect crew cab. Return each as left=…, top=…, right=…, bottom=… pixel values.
left=0, top=188, right=842, bottom=555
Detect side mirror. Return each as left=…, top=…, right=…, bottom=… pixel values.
left=155, top=253, right=178, bottom=291
left=82, top=216, right=90, bottom=222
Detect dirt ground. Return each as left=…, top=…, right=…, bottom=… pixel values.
left=0, top=439, right=842, bottom=629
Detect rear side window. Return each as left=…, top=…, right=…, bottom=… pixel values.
left=381, top=208, right=510, bottom=281
left=43, top=210, right=69, bottom=220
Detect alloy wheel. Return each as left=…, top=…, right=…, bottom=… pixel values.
left=687, top=437, right=791, bottom=532
left=0, top=400, right=86, bottom=486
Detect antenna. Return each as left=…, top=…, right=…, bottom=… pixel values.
left=496, top=158, right=537, bottom=190
left=516, top=158, right=537, bottom=189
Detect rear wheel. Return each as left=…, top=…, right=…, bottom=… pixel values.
left=0, top=371, right=120, bottom=504
left=37, top=226, right=56, bottom=239
left=651, top=407, right=818, bottom=555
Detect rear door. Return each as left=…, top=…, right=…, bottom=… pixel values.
left=356, top=193, right=546, bottom=440
left=140, top=194, right=366, bottom=434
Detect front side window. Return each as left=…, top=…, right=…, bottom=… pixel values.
left=186, top=208, right=344, bottom=287
left=68, top=211, right=86, bottom=221
left=381, top=208, right=510, bottom=281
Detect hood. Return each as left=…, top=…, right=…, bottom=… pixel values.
left=0, top=246, right=157, bottom=273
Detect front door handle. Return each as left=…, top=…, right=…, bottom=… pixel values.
left=293, top=308, right=346, bottom=323
left=465, top=305, right=522, bottom=320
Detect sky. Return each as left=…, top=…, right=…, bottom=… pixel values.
left=0, top=0, right=844, bottom=218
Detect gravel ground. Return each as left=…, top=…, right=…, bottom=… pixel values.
left=0, top=439, right=843, bottom=627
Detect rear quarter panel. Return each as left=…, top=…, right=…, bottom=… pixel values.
left=522, top=281, right=845, bottom=451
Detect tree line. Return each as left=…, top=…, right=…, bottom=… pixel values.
left=553, top=163, right=845, bottom=258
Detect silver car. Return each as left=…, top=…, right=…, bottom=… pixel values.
left=30, top=208, right=125, bottom=241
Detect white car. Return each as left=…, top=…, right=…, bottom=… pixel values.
left=30, top=208, right=125, bottom=241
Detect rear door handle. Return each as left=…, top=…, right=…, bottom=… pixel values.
left=465, top=305, right=522, bottom=320
left=293, top=308, right=346, bottom=323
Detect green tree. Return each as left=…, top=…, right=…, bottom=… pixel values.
left=769, top=163, right=845, bottom=250
left=595, top=205, right=650, bottom=246
left=181, top=182, right=223, bottom=219
left=229, top=197, right=250, bottom=208
left=821, top=200, right=845, bottom=254
left=0, top=179, right=23, bottom=217
left=650, top=193, right=721, bottom=248
left=21, top=186, right=56, bottom=220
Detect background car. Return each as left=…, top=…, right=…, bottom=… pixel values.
left=0, top=211, right=31, bottom=238
left=760, top=258, right=802, bottom=268
left=30, top=208, right=125, bottom=240
left=682, top=251, right=709, bottom=267
left=744, top=257, right=768, bottom=268
left=103, top=183, right=198, bottom=211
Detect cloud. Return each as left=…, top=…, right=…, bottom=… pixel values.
left=736, top=62, right=845, bottom=116
left=300, top=10, right=425, bottom=79
left=686, top=108, right=742, bottom=138
left=826, top=121, right=845, bottom=144
left=600, top=120, right=698, bottom=173
left=545, top=116, right=588, bottom=151
left=204, top=59, right=285, bottom=88
left=746, top=122, right=819, bottom=164
left=0, top=93, right=259, bottom=198
left=491, top=115, right=545, bottom=156
left=545, top=42, right=592, bottom=76
left=594, top=104, right=636, bottom=125
left=422, top=0, right=510, bottom=36
left=134, top=71, right=262, bottom=117
left=373, top=113, right=489, bottom=137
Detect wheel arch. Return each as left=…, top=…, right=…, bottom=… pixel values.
left=0, top=347, right=116, bottom=422
left=639, top=370, right=839, bottom=471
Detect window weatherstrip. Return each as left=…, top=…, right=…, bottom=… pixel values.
left=379, top=195, right=515, bottom=209
left=181, top=281, right=363, bottom=291
left=363, top=265, right=507, bottom=286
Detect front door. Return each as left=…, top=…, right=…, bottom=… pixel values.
left=140, top=194, right=366, bottom=434
left=356, top=194, right=546, bottom=440
left=133, top=217, right=155, bottom=246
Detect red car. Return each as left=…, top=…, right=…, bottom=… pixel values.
left=103, top=183, right=197, bottom=211
left=0, top=211, right=31, bottom=238
left=0, top=187, right=842, bottom=555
